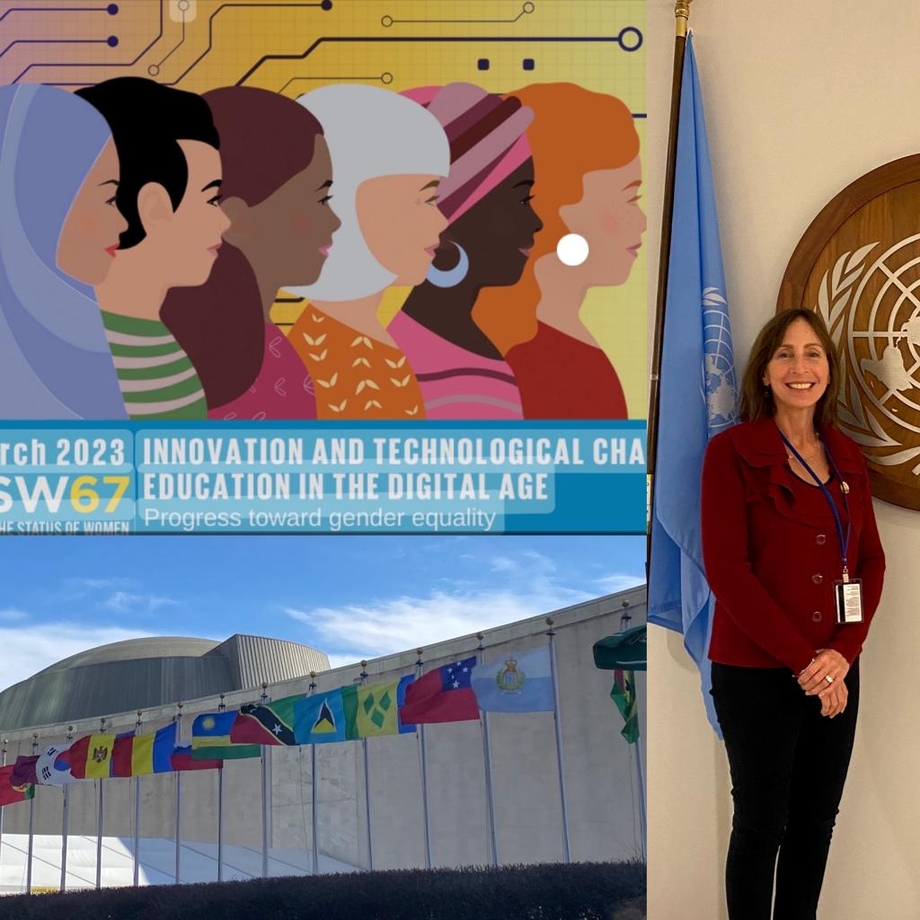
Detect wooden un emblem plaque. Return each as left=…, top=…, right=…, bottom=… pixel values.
left=778, top=155, right=920, bottom=510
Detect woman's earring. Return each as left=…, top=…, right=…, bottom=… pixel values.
left=426, top=242, right=469, bottom=288
left=557, top=233, right=589, bottom=267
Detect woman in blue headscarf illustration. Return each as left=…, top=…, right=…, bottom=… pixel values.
left=0, top=84, right=127, bottom=419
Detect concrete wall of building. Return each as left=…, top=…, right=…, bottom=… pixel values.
left=0, top=589, right=645, bottom=871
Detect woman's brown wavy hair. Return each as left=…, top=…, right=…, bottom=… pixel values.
left=160, top=87, right=323, bottom=409
left=740, top=308, right=840, bottom=427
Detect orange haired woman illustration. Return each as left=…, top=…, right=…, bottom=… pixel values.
left=475, top=83, right=645, bottom=419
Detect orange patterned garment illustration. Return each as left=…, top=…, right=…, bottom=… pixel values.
left=289, top=304, right=425, bottom=420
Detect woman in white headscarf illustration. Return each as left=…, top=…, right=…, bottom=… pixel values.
left=286, top=84, right=450, bottom=420
left=0, top=84, right=127, bottom=419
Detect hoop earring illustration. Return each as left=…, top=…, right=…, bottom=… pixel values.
left=426, top=242, right=469, bottom=288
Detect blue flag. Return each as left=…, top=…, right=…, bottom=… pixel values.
left=648, top=33, right=738, bottom=734
left=294, top=688, right=353, bottom=744
left=395, top=673, right=416, bottom=733
left=472, top=647, right=555, bottom=713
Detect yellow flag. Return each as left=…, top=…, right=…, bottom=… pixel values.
left=355, top=681, right=400, bottom=737
left=132, top=735, right=156, bottom=776
left=84, top=733, right=116, bottom=779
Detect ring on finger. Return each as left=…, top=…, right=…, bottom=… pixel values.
left=824, top=674, right=834, bottom=684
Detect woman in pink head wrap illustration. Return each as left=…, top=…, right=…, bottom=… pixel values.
left=389, top=82, right=543, bottom=420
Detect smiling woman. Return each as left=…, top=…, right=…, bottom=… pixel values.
left=700, top=308, right=885, bottom=918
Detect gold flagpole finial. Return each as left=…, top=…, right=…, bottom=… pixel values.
left=676, top=0, right=693, bottom=38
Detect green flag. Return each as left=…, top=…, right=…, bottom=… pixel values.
left=353, top=680, right=401, bottom=737
left=610, top=669, right=639, bottom=744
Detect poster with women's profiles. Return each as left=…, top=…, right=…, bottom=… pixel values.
left=0, top=0, right=647, bottom=535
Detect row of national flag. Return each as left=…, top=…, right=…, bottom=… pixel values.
left=1, top=648, right=563, bottom=794
left=192, top=650, right=557, bottom=758
left=8, top=722, right=223, bottom=790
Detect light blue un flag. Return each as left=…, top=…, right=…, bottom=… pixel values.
left=648, top=33, right=738, bottom=734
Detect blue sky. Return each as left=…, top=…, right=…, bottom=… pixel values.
left=0, top=535, right=644, bottom=690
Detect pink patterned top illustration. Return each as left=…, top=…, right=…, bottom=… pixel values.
left=388, top=311, right=523, bottom=419
left=208, top=323, right=316, bottom=420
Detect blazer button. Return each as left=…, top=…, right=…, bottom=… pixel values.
left=812, top=611, right=823, bottom=622
left=816, top=534, right=827, bottom=545
left=812, top=574, right=824, bottom=584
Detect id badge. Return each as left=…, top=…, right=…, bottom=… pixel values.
left=834, top=578, right=864, bottom=624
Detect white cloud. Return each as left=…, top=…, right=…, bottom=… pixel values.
left=66, top=577, right=131, bottom=591
left=103, top=591, right=178, bottom=614
left=284, top=549, right=638, bottom=665
left=0, top=622, right=156, bottom=691
left=489, top=556, right=519, bottom=573
left=595, top=573, right=645, bottom=594
left=0, top=608, right=29, bottom=622
left=489, top=549, right=556, bottom=577
left=284, top=584, right=591, bottom=664
left=520, top=549, right=558, bottom=572
left=326, top=653, right=363, bottom=670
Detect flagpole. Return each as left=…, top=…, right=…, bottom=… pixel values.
left=415, top=650, right=432, bottom=869
left=546, top=620, right=571, bottom=863
left=217, top=695, right=225, bottom=883
left=648, top=0, right=695, bottom=566
left=174, top=704, right=183, bottom=886
left=619, top=612, right=647, bottom=860
left=0, top=742, right=6, bottom=883
left=96, top=717, right=106, bottom=890
left=359, top=662, right=374, bottom=871
left=260, top=682, right=271, bottom=880
left=308, top=675, right=319, bottom=877
left=132, top=713, right=142, bottom=889
left=61, top=725, right=73, bottom=893
left=476, top=635, right=499, bottom=867
left=27, top=734, right=36, bottom=895
left=634, top=720, right=648, bottom=860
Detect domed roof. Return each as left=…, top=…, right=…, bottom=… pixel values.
left=0, top=634, right=329, bottom=732
left=32, top=637, right=222, bottom=675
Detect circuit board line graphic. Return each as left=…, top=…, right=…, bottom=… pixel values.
left=166, top=1, right=328, bottom=85
left=0, top=6, right=113, bottom=24
left=12, top=0, right=163, bottom=84
left=237, top=32, right=644, bottom=87
left=11, top=1, right=326, bottom=86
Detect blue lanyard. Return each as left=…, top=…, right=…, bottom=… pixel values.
left=778, top=430, right=852, bottom=581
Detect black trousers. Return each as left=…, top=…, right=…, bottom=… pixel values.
left=710, top=659, right=860, bottom=920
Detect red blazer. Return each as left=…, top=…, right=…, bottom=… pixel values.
left=702, top=417, right=885, bottom=673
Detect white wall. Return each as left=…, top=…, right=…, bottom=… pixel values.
left=647, top=2, right=920, bottom=917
